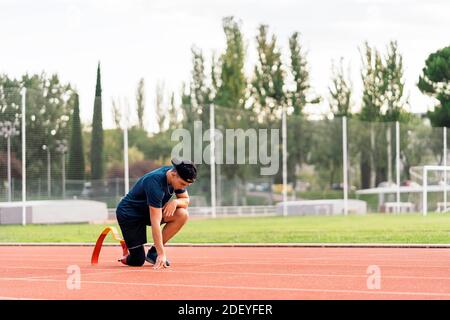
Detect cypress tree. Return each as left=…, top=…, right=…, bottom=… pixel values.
left=67, top=92, right=85, bottom=182
left=91, top=62, right=104, bottom=181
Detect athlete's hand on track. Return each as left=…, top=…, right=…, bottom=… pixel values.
left=162, top=200, right=177, bottom=218
left=153, top=254, right=169, bottom=270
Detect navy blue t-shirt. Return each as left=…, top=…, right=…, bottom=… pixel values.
left=116, top=166, right=186, bottom=221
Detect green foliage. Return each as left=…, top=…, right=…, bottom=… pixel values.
left=418, top=46, right=450, bottom=127
left=0, top=73, right=75, bottom=183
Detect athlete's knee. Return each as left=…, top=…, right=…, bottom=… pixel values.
left=126, top=246, right=145, bottom=266
left=175, top=208, right=189, bottom=223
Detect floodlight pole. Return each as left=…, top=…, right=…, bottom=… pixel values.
left=210, top=104, right=216, bottom=218
left=21, top=88, right=26, bottom=226
left=122, top=98, right=130, bottom=195
left=123, top=119, right=129, bottom=195
left=7, top=135, right=11, bottom=201
left=47, top=148, right=51, bottom=197
left=444, top=127, right=447, bottom=212
left=396, top=121, right=400, bottom=213
left=282, top=107, right=288, bottom=217
left=422, top=166, right=427, bottom=216
left=343, top=116, right=348, bottom=216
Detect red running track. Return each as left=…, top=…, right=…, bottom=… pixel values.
left=0, top=245, right=449, bottom=300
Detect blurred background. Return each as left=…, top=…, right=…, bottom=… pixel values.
left=0, top=1, right=449, bottom=240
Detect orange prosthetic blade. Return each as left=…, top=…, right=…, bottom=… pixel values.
left=91, top=226, right=128, bottom=265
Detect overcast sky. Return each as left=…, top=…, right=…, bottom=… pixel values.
left=0, top=0, right=449, bottom=130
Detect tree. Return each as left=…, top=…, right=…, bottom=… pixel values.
left=382, top=41, right=408, bottom=122
left=0, top=73, right=75, bottom=196
left=381, top=41, right=409, bottom=183
left=136, top=78, right=145, bottom=130
left=329, top=57, right=353, bottom=117
left=168, top=92, right=179, bottom=128
left=287, top=32, right=321, bottom=187
left=111, top=98, right=122, bottom=129
left=155, top=80, right=166, bottom=133
left=214, top=16, right=246, bottom=110
left=191, top=46, right=212, bottom=111
left=358, top=43, right=385, bottom=188
left=67, top=92, right=85, bottom=182
left=180, top=82, right=196, bottom=127
left=418, top=45, right=450, bottom=127
left=251, top=24, right=285, bottom=122
left=288, top=32, right=321, bottom=115
left=91, top=62, right=104, bottom=181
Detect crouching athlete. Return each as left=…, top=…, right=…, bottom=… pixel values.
left=116, top=158, right=197, bottom=269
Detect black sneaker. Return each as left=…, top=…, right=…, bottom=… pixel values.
left=145, top=246, right=170, bottom=266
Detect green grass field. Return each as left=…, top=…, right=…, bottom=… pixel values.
left=0, top=214, right=449, bottom=244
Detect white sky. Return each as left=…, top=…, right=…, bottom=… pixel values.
left=0, top=0, right=449, bottom=130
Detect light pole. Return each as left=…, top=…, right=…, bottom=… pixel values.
left=42, top=144, right=51, bottom=198
left=0, top=119, right=20, bottom=202
left=56, top=139, right=67, bottom=199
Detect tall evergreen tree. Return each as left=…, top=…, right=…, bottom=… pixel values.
left=91, top=62, right=104, bottom=181
left=67, top=92, right=85, bottom=182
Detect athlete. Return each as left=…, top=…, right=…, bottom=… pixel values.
left=116, top=158, right=197, bottom=269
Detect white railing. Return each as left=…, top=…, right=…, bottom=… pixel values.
left=188, top=205, right=277, bottom=217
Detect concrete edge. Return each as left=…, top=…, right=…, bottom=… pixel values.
left=0, top=242, right=449, bottom=248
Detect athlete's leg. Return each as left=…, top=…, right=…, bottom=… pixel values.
left=161, top=207, right=189, bottom=244
left=125, top=245, right=146, bottom=266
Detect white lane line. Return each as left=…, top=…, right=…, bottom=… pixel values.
left=0, top=276, right=449, bottom=298
left=0, top=296, right=45, bottom=300
left=2, top=264, right=450, bottom=281
left=2, top=256, right=450, bottom=269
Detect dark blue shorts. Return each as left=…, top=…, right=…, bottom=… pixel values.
left=116, top=209, right=165, bottom=249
